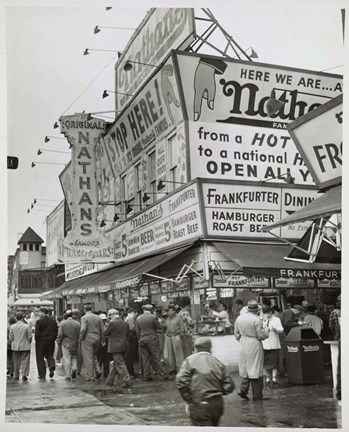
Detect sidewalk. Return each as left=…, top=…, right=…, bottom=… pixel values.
left=5, top=338, right=342, bottom=428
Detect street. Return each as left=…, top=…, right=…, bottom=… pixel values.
left=5, top=341, right=341, bottom=428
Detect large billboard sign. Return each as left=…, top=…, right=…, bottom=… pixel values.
left=46, top=201, right=64, bottom=268
left=202, top=182, right=321, bottom=240
left=108, top=182, right=202, bottom=261
left=115, top=8, right=195, bottom=111
left=287, top=94, right=342, bottom=190
left=174, top=52, right=342, bottom=184
left=59, top=114, right=114, bottom=263
left=103, top=56, right=183, bottom=179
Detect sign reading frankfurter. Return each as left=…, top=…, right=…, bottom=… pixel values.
left=287, top=94, right=342, bottom=190
left=115, top=8, right=195, bottom=111
left=108, top=183, right=202, bottom=261
left=174, top=52, right=342, bottom=184
left=202, top=182, right=320, bottom=240
left=59, top=114, right=114, bottom=263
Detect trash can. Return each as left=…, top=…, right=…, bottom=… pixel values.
left=284, top=327, right=324, bottom=384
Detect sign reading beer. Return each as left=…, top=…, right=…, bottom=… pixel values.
left=287, top=94, right=342, bottom=190
left=174, top=52, right=342, bottom=185
left=59, top=114, right=114, bottom=263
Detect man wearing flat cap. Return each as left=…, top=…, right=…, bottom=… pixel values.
left=234, top=299, right=269, bottom=401
left=176, top=337, right=234, bottom=426
left=35, top=307, right=58, bottom=379
left=136, top=304, right=167, bottom=381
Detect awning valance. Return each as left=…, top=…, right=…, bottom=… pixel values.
left=13, top=299, right=54, bottom=307
left=213, top=241, right=341, bottom=279
left=46, top=245, right=191, bottom=299
left=263, top=185, right=341, bottom=231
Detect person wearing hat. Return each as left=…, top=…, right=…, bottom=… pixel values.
left=79, top=304, right=105, bottom=382
left=104, top=309, right=132, bottom=388
left=56, top=310, right=81, bottom=381
left=97, top=313, right=111, bottom=378
left=35, top=307, right=58, bottom=379
left=136, top=304, right=167, bottom=381
left=164, top=305, right=185, bottom=376
left=176, top=337, right=235, bottom=426
left=278, top=304, right=303, bottom=376
left=234, top=299, right=269, bottom=401
left=9, top=312, right=33, bottom=381
left=125, top=308, right=139, bottom=378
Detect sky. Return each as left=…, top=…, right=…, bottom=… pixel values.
left=3, top=0, right=346, bottom=257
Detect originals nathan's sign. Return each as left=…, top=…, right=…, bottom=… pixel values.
left=59, top=114, right=114, bottom=263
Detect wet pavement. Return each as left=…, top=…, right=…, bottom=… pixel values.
left=5, top=342, right=342, bottom=428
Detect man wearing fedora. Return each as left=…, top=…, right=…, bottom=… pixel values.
left=234, top=299, right=269, bottom=401
left=176, top=337, right=235, bottom=426
left=136, top=304, right=167, bottom=381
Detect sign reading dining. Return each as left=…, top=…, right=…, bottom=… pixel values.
left=59, top=114, right=114, bottom=263
left=202, top=182, right=320, bottom=240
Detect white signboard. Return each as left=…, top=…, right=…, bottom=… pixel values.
left=103, top=57, right=183, bottom=179
left=202, top=182, right=320, bottom=239
left=175, top=52, right=342, bottom=185
left=317, top=278, right=341, bottom=288
left=274, top=278, right=315, bottom=288
left=115, top=8, right=195, bottom=111
left=109, top=183, right=202, bottom=261
left=19, top=252, right=29, bottom=266
left=287, top=94, right=342, bottom=190
left=214, top=275, right=269, bottom=288
left=59, top=114, right=114, bottom=263
left=46, top=201, right=64, bottom=268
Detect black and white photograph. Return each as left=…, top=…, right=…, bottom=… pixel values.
left=2, top=0, right=347, bottom=430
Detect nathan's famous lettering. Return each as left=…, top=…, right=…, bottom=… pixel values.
left=117, top=9, right=188, bottom=92
left=219, top=79, right=342, bottom=121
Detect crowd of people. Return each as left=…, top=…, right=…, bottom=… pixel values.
left=6, top=295, right=341, bottom=426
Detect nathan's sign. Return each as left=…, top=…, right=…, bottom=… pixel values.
left=287, top=94, right=342, bottom=190
left=109, top=183, right=202, bottom=262
left=115, top=8, right=194, bottom=110
left=59, top=114, right=114, bottom=263
left=174, top=52, right=342, bottom=185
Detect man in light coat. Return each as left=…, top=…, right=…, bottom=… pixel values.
left=234, top=300, right=269, bottom=401
left=164, top=305, right=185, bottom=375
left=56, top=310, right=81, bottom=381
left=104, top=308, right=131, bottom=388
left=9, top=312, right=33, bottom=381
left=79, top=304, right=105, bottom=381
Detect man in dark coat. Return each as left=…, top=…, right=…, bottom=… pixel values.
left=176, top=337, right=235, bottom=426
left=35, top=307, right=58, bottom=379
left=104, top=308, right=132, bottom=387
left=136, top=304, right=167, bottom=381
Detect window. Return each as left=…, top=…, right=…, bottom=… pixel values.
left=120, top=174, right=127, bottom=214
left=148, top=150, right=156, bottom=197
left=35, top=244, right=39, bottom=251
left=135, top=162, right=142, bottom=208
left=168, top=134, right=180, bottom=192
left=23, top=244, right=27, bottom=251
left=29, top=244, right=33, bottom=251
left=41, top=261, right=46, bottom=269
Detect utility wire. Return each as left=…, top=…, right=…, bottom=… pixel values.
left=61, top=52, right=119, bottom=116
left=321, top=65, right=343, bottom=72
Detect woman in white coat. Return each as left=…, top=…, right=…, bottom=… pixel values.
left=262, top=306, right=284, bottom=387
